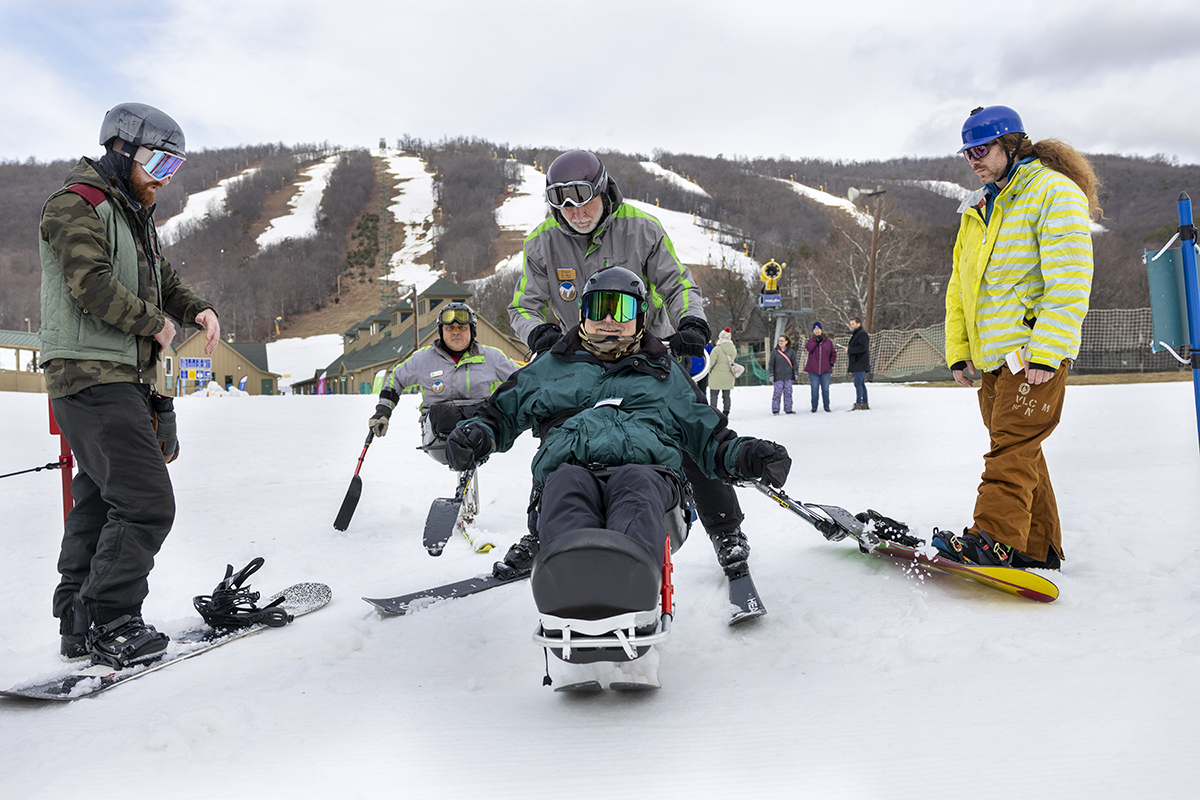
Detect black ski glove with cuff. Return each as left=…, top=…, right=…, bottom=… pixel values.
left=427, top=403, right=471, bottom=437
left=445, top=423, right=492, bottom=471
left=527, top=322, right=562, bottom=356
left=668, top=316, right=711, bottom=358
left=737, top=439, right=791, bottom=489
left=368, top=404, right=392, bottom=437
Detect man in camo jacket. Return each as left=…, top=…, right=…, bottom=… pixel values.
left=39, top=102, right=219, bottom=667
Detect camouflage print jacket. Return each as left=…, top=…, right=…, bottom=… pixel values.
left=39, top=158, right=214, bottom=398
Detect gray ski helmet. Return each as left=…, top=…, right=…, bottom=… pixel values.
left=546, top=150, right=607, bottom=207
left=437, top=301, right=477, bottom=346
left=578, top=267, right=648, bottom=328
left=99, top=102, right=186, bottom=156
left=959, top=105, right=1024, bottom=153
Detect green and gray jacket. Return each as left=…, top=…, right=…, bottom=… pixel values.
left=468, top=328, right=757, bottom=486
left=509, top=178, right=706, bottom=346
left=377, top=340, right=519, bottom=413
left=39, top=158, right=214, bottom=398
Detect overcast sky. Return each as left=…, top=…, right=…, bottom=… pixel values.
left=4, top=0, right=1198, bottom=167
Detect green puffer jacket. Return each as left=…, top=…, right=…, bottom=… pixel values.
left=469, top=328, right=756, bottom=485
left=39, top=158, right=214, bottom=398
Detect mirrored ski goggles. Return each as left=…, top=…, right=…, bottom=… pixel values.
left=581, top=291, right=640, bottom=323
left=546, top=177, right=603, bottom=209
left=438, top=308, right=472, bottom=325
left=134, top=146, right=186, bottom=180
left=962, top=141, right=996, bottom=162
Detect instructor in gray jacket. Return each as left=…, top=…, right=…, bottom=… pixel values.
left=505, top=150, right=753, bottom=585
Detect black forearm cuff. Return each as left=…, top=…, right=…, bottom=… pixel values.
left=379, top=387, right=400, bottom=405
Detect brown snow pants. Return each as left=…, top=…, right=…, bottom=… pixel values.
left=971, top=362, right=1068, bottom=561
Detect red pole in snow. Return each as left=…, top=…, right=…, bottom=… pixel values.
left=48, top=399, right=73, bottom=523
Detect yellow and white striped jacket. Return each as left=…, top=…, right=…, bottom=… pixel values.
left=945, top=159, right=1094, bottom=372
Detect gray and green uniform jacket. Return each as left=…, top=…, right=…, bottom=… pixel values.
left=377, top=340, right=519, bottom=413
left=509, top=178, right=706, bottom=345
left=467, top=327, right=758, bottom=486
left=39, top=158, right=214, bottom=399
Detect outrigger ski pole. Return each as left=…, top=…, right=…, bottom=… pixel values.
left=334, top=432, right=374, bottom=531
left=746, top=481, right=924, bottom=552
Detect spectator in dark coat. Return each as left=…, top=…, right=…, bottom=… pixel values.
left=804, top=322, right=837, bottom=412
left=847, top=317, right=871, bottom=410
left=768, top=334, right=797, bottom=414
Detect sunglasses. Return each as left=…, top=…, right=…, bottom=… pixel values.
left=546, top=172, right=606, bottom=210
left=439, top=308, right=472, bottom=325
left=963, top=142, right=995, bottom=162
left=581, top=291, right=640, bottom=323
left=134, top=146, right=186, bottom=180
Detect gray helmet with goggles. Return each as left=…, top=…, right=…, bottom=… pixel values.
left=100, top=102, right=186, bottom=155
left=437, top=301, right=477, bottom=348
left=545, top=150, right=608, bottom=210
left=100, top=102, right=187, bottom=181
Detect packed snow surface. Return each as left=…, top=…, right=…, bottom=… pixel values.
left=256, top=154, right=340, bottom=249
left=2, top=380, right=1198, bottom=798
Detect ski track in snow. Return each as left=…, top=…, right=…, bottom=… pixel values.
left=1, top=382, right=1198, bottom=798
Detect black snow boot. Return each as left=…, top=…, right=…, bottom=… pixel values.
left=59, top=594, right=90, bottom=662
left=709, top=528, right=750, bottom=579
left=1011, top=547, right=1062, bottom=571
left=493, top=531, right=540, bottom=580
left=87, top=615, right=169, bottom=669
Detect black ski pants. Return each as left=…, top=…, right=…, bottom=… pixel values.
left=681, top=452, right=744, bottom=536
left=538, top=464, right=677, bottom=566
left=50, top=382, right=175, bottom=628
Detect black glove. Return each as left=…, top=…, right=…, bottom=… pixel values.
left=527, top=322, right=562, bottom=355
left=737, top=439, right=791, bottom=489
left=427, top=403, right=468, bottom=436
left=368, top=404, right=392, bottom=437
left=151, top=394, right=179, bottom=464
left=445, top=423, right=492, bottom=471
left=668, top=316, right=710, bottom=358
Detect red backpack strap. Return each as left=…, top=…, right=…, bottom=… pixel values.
left=65, top=184, right=108, bottom=209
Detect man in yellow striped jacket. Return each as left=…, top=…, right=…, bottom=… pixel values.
left=936, top=105, right=1102, bottom=572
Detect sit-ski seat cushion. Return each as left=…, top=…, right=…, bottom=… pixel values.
left=531, top=528, right=661, bottom=620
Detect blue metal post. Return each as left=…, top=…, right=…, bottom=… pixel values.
left=1177, top=192, right=1200, bottom=453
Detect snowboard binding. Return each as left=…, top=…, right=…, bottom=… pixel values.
left=193, top=557, right=293, bottom=631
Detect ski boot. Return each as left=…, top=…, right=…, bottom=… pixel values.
left=708, top=528, right=749, bottom=579
left=60, top=594, right=90, bottom=662
left=931, top=528, right=1013, bottom=567
left=87, top=615, right=169, bottom=669
left=493, top=531, right=539, bottom=580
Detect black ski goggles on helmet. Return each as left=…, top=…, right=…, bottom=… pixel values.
left=546, top=172, right=606, bottom=209
left=581, top=291, right=640, bottom=323
left=133, top=146, right=186, bottom=181
left=439, top=308, right=473, bottom=325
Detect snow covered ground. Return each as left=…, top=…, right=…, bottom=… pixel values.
left=265, top=334, right=345, bottom=392
left=2, top=380, right=1198, bottom=799
left=156, top=166, right=260, bottom=245
left=256, top=154, right=341, bottom=249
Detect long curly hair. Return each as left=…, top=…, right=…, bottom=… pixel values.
left=996, top=132, right=1104, bottom=220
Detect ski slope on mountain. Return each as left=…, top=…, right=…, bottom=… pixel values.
left=1, top=380, right=1197, bottom=799
left=156, top=166, right=260, bottom=245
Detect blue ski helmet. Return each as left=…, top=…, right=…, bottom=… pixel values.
left=958, top=105, right=1024, bottom=153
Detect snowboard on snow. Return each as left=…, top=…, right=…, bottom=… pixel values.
left=751, top=482, right=1059, bottom=603
left=1, top=582, right=331, bottom=701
